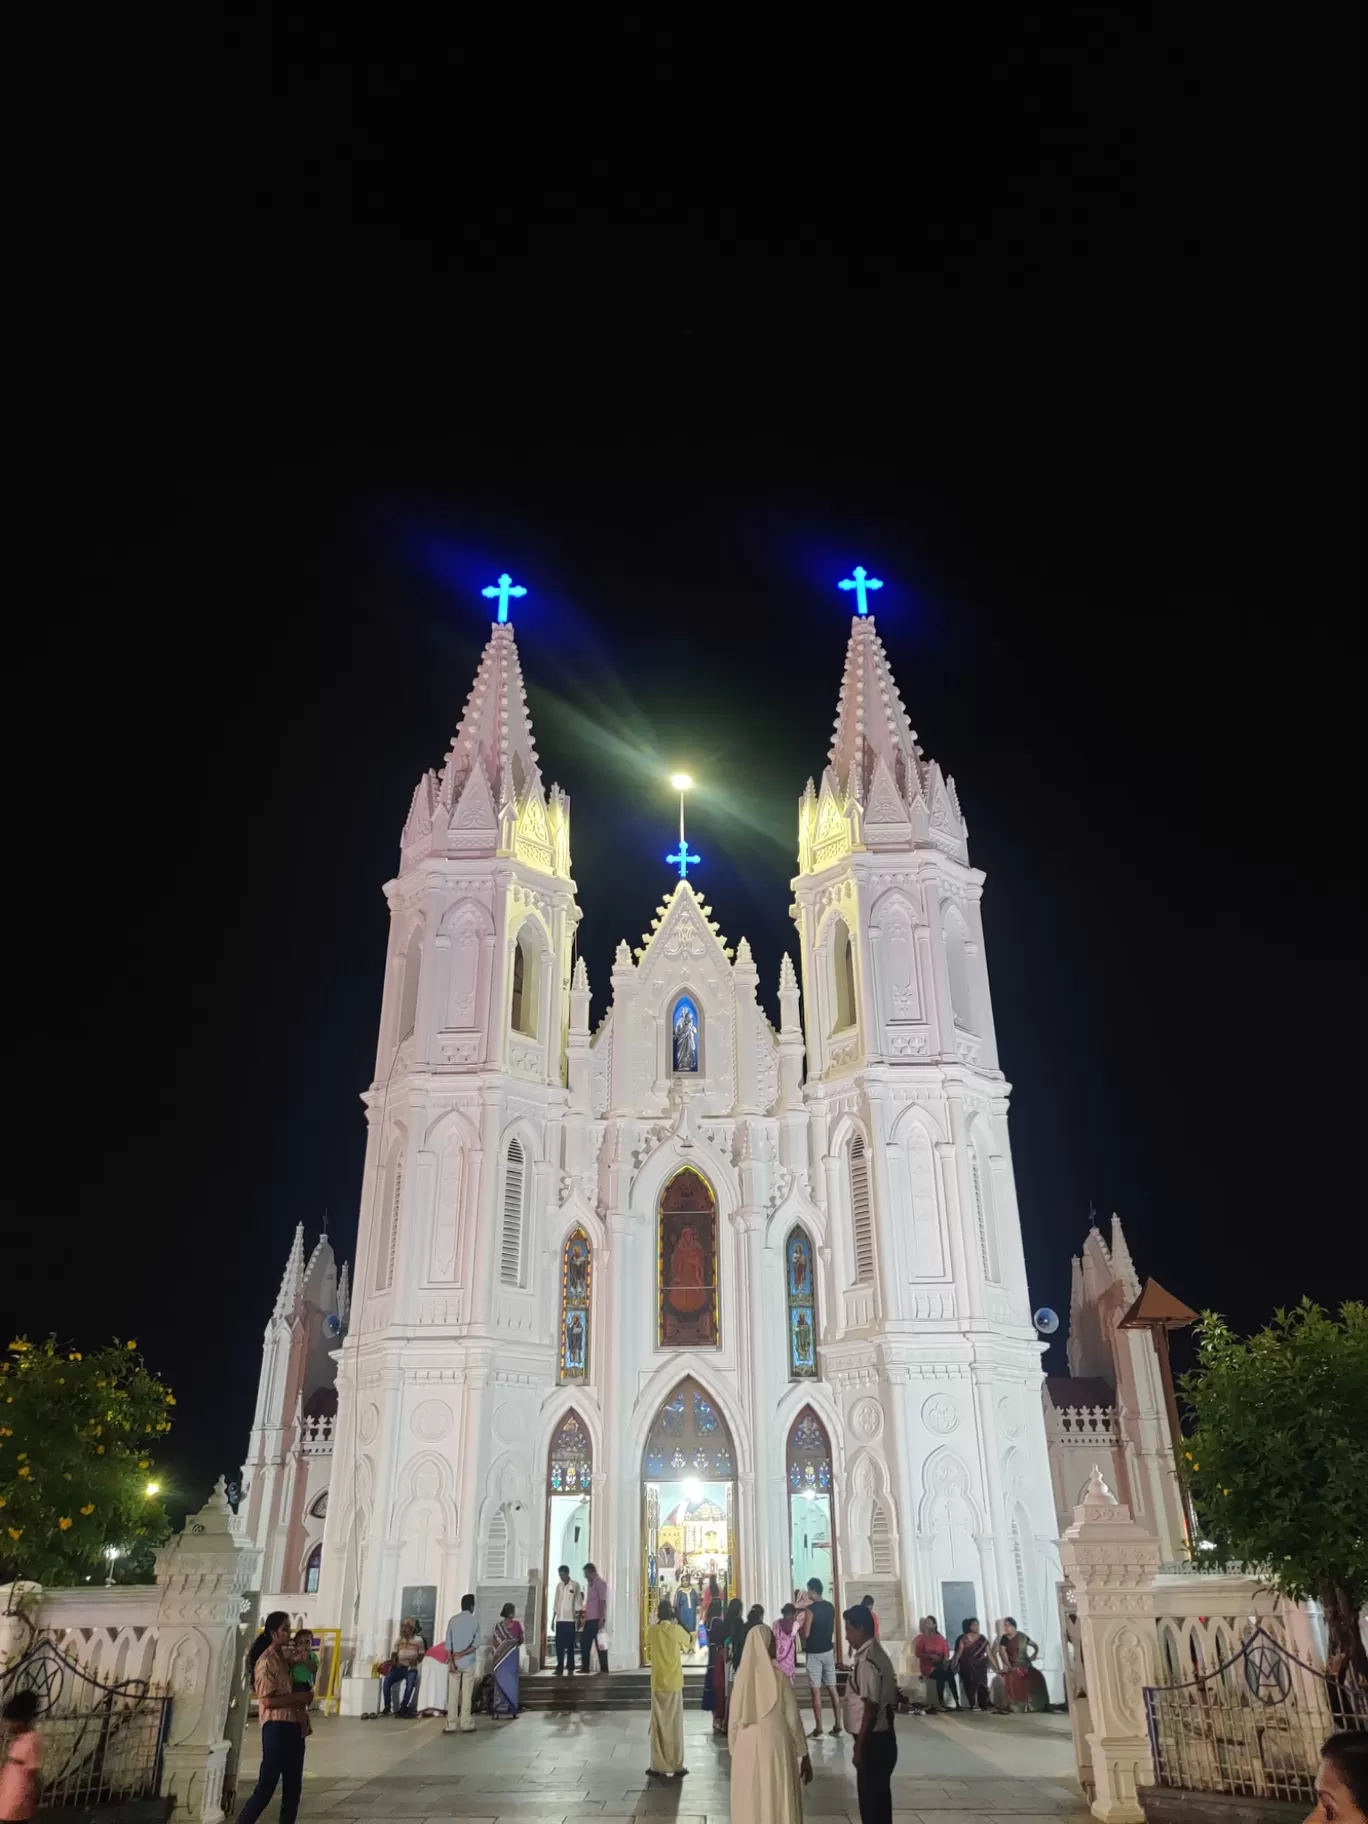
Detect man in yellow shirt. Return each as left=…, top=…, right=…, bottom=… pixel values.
left=645, top=1598, right=694, bottom=1780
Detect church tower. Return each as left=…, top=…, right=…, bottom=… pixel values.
left=794, top=612, right=1062, bottom=1675
left=317, top=618, right=579, bottom=1662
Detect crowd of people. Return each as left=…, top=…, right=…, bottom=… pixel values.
left=103, top=1592, right=1364, bottom=1824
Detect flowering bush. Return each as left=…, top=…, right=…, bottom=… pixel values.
left=0, top=1336, right=174, bottom=1585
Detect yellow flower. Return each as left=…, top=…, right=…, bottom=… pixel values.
left=58, top=1517, right=72, bottom=1531
left=1193, top=1462, right=1200, bottom=1471
left=138, top=1460, right=149, bottom=1469
left=127, top=1341, right=137, bottom=1351
left=1183, top=1450, right=1192, bottom=1460
left=18, top=1466, right=32, bottom=1479
left=16, top=1452, right=26, bottom=1461
left=0, top=1496, right=6, bottom=1508
left=7, top=1340, right=29, bottom=1353
left=96, top=1445, right=105, bottom=1455
left=69, top=1352, right=82, bottom=1362
left=6, top=1527, right=21, bottom=1540
left=80, top=1503, right=95, bottom=1515
left=166, top=1396, right=176, bottom=1406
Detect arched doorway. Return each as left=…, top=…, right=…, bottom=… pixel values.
left=788, top=1406, right=838, bottom=1619
left=642, top=1378, right=737, bottom=1662
left=544, top=1411, right=592, bottom=1653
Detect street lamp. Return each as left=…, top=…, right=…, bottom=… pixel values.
left=104, top=1545, right=123, bottom=1587
left=145, top=1481, right=161, bottom=1497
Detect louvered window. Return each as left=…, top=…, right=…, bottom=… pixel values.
left=486, top=1507, right=509, bottom=1578
left=500, top=1139, right=526, bottom=1287
left=870, top=1498, right=895, bottom=1574
left=849, top=1135, right=874, bottom=1283
left=375, top=1157, right=402, bottom=1293
left=972, top=1154, right=1000, bottom=1283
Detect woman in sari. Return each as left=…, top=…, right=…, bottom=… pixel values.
left=489, top=1604, right=523, bottom=1719
left=954, top=1617, right=992, bottom=1712
left=994, top=1619, right=1047, bottom=1712
left=705, top=1598, right=743, bottom=1733
left=729, top=1624, right=812, bottom=1824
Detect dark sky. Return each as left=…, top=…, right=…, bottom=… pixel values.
left=11, top=14, right=1364, bottom=1520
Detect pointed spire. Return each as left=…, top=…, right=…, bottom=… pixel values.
left=572, top=955, right=590, bottom=993
left=272, top=1223, right=306, bottom=1320
left=829, top=616, right=921, bottom=802
left=735, top=935, right=754, bottom=969
left=336, top=1262, right=351, bottom=1326
left=779, top=953, right=798, bottom=994
left=1109, top=1213, right=1140, bottom=1299
left=436, top=622, right=542, bottom=818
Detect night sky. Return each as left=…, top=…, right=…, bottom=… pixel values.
left=11, top=15, right=1363, bottom=1522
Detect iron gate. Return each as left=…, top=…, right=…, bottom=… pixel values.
left=1145, top=1625, right=1367, bottom=1804
left=0, top=1635, right=171, bottom=1810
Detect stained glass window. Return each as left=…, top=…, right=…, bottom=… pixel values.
left=787, top=1406, right=833, bottom=1493
left=658, top=1168, right=719, bottom=1347
left=558, top=1228, right=591, bottom=1382
left=671, top=995, right=700, bottom=1073
left=785, top=1226, right=818, bottom=1378
left=548, top=1411, right=592, bottom=1493
left=642, top=1376, right=737, bottom=1481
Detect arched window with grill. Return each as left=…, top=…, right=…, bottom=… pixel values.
left=847, top=1134, right=875, bottom=1285
left=785, top=1227, right=818, bottom=1378
left=558, top=1229, right=591, bottom=1381
left=510, top=928, right=540, bottom=1038
left=500, top=1138, right=528, bottom=1287
left=544, top=1412, right=593, bottom=1646
left=787, top=1407, right=837, bottom=1613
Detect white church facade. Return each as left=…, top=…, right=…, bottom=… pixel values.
left=240, top=609, right=1078, bottom=1685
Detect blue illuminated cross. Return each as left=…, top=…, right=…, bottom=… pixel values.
left=666, top=839, right=701, bottom=879
left=482, top=572, right=527, bottom=623
left=838, top=564, right=884, bottom=616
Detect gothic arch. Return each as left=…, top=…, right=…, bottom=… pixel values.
left=870, top=887, right=922, bottom=1022
left=386, top=1449, right=458, bottom=1548
left=628, top=1358, right=753, bottom=1481
left=477, top=1452, right=530, bottom=1580
left=845, top=1447, right=900, bottom=1580
left=965, top=1116, right=1002, bottom=1284
left=631, top=1129, right=741, bottom=1214
left=918, top=1445, right=984, bottom=1535
left=889, top=1104, right=949, bottom=1280
left=657, top=1165, right=720, bottom=1348
left=373, top=1128, right=407, bottom=1295
left=436, top=898, right=494, bottom=1031
left=941, top=900, right=974, bottom=1031
left=783, top=1223, right=819, bottom=1377
left=536, top=1387, right=606, bottom=1484
left=397, top=923, right=424, bottom=1044
left=664, top=986, right=704, bottom=1076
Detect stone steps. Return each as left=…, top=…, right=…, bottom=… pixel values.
left=518, top=1669, right=709, bottom=1711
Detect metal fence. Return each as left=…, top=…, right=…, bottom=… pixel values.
left=1145, top=1626, right=1368, bottom=1805
left=0, top=1634, right=171, bottom=1810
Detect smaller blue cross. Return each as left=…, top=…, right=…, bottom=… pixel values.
left=666, top=840, right=701, bottom=879
left=838, top=564, right=884, bottom=616
left=482, top=571, right=527, bottom=623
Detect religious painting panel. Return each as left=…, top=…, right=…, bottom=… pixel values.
left=658, top=1168, right=718, bottom=1347
left=558, top=1228, right=591, bottom=1381
left=671, top=994, right=700, bottom=1073
left=786, top=1226, right=818, bottom=1378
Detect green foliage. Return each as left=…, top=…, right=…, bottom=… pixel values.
left=0, top=1335, right=175, bottom=1586
left=1179, top=1299, right=1368, bottom=1610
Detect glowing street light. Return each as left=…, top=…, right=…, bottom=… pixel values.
left=104, top=1545, right=123, bottom=1586
left=145, top=1481, right=161, bottom=1497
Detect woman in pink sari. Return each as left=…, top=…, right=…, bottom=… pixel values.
left=773, top=1605, right=799, bottom=1683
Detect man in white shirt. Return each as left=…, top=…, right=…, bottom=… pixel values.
left=552, top=1564, right=583, bottom=1675
left=443, top=1594, right=480, bottom=1735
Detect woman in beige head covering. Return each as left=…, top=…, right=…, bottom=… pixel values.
left=728, top=1623, right=812, bottom=1824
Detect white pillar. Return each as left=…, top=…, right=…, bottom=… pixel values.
left=1058, top=1467, right=1161, bottom=1824
left=152, top=1481, right=261, bottom=1824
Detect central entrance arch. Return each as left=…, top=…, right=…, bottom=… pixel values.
left=641, top=1377, right=737, bottom=1662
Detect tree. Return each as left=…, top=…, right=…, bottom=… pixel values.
left=0, top=1335, right=175, bottom=1586
left=1180, top=1299, right=1368, bottom=1683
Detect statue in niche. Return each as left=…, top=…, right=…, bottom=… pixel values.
left=673, top=999, right=699, bottom=1072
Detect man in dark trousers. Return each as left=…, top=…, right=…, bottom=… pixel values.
left=551, top=1564, right=583, bottom=1674
left=844, top=1603, right=899, bottom=1824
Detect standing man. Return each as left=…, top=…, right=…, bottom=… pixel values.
left=552, top=1564, right=582, bottom=1675
left=844, top=1604, right=899, bottom=1824
left=581, top=1562, right=610, bottom=1673
left=442, top=1594, right=479, bottom=1735
left=798, top=1577, right=841, bottom=1738
left=645, top=1598, right=693, bottom=1779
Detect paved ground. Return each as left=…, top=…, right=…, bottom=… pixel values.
left=272, top=1705, right=1089, bottom=1824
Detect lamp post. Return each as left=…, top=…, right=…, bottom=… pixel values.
left=104, top=1545, right=123, bottom=1587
